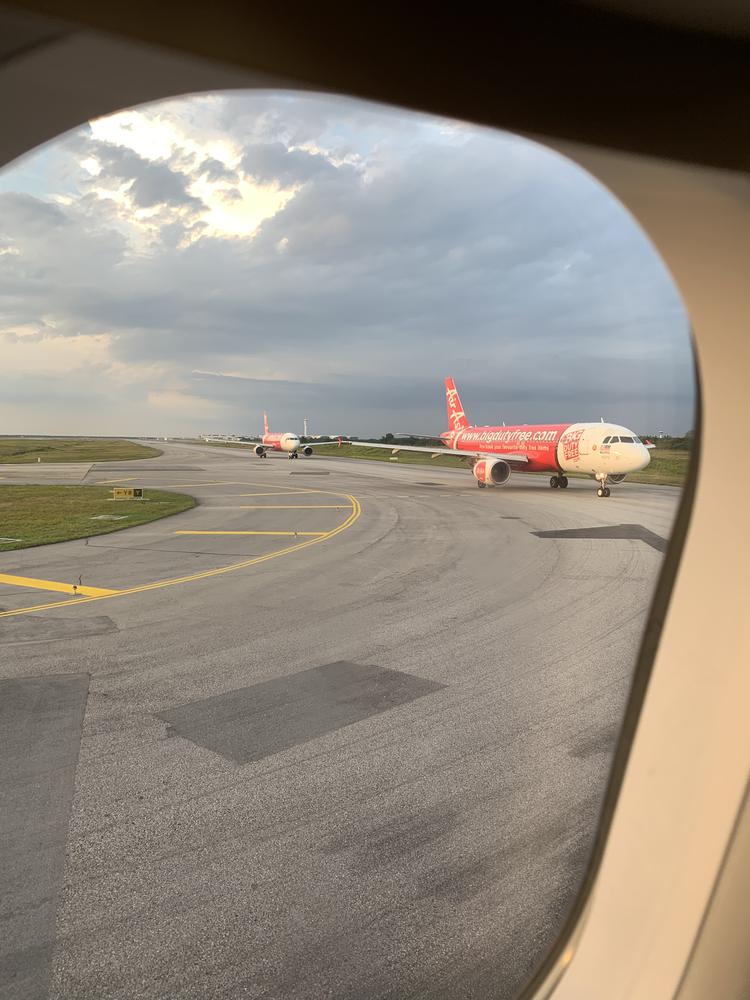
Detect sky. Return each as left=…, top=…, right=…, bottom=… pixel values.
left=0, top=90, right=695, bottom=437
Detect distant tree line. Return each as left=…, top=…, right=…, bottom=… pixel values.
left=296, top=434, right=444, bottom=446
left=641, top=431, right=694, bottom=450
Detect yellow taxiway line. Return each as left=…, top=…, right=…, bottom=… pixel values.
left=95, top=478, right=137, bottom=485
left=0, top=493, right=361, bottom=619
left=237, top=490, right=322, bottom=498
left=176, top=530, right=327, bottom=537
left=0, top=573, right=119, bottom=597
left=159, top=481, right=245, bottom=488
left=236, top=504, right=353, bottom=509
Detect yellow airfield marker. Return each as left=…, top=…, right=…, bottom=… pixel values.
left=0, top=573, right=119, bottom=597
left=175, top=530, right=327, bottom=537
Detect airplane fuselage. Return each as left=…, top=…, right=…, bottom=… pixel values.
left=260, top=432, right=301, bottom=453
left=441, top=422, right=651, bottom=478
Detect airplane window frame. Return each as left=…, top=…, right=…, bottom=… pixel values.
left=1, top=6, right=748, bottom=1000
left=0, top=41, right=706, bottom=1000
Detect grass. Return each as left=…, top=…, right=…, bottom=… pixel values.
left=0, top=438, right=162, bottom=464
left=0, top=486, right=197, bottom=551
left=312, top=443, right=691, bottom=486
left=623, top=449, right=691, bottom=486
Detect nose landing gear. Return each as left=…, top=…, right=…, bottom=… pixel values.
left=550, top=475, right=569, bottom=489
left=595, top=474, right=611, bottom=497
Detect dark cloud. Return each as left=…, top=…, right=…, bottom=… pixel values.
left=187, top=356, right=695, bottom=437
left=241, top=142, right=336, bottom=187
left=83, top=139, right=202, bottom=209
left=0, top=191, right=69, bottom=233
left=199, top=157, right=235, bottom=182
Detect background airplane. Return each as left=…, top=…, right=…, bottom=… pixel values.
left=351, top=378, right=651, bottom=496
left=249, top=413, right=340, bottom=459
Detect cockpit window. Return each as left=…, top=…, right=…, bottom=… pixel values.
left=619, top=436, right=634, bottom=443
left=603, top=436, right=611, bottom=443
left=610, top=436, right=620, bottom=443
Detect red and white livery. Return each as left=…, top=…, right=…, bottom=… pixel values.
left=249, top=413, right=338, bottom=460
left=353, top=377, right=651, bottom=497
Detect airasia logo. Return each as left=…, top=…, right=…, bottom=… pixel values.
left=447, top=389, right=465, bottom=425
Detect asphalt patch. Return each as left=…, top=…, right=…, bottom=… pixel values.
left=414, top=482, right=443, bottom=486
left=0, top=674, right=89, bottom=1000
left=288, top=470, right=331, bottom=475
left=158, top=661, right=446, bottom=764
left=1, top=614, right=118, bottom=644
left=532, top=523, right=667, bottom=553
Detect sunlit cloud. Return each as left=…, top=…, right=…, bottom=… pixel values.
left=190, top=174, right=296, bottom=239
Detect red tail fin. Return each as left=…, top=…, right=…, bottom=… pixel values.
left=263, top=411, right=269, bottom=435
left=445, top=377, right=469, bottom=432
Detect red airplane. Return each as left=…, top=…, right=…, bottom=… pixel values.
left=351, top=377, right=652, bottom=497
left=249, top=413, right=338, bottom=459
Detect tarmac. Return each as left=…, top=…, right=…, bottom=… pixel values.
left=0, top=442, right=681, bottom=999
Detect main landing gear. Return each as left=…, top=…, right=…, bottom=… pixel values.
left=287, top=452, right=299, bottom=459
left=549, top=475, right=568, bottom=489
left=477, top=480, right=486, bottom=488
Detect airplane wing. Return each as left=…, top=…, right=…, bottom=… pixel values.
left=297, top=440, right=347, bottom=448
left=345, top=440, right=529, bottom=463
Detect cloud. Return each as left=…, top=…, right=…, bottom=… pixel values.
left=82, top=139, right=203, bottom=209
left=0, top=92, right=695, bottom=436
left=241, top=142, right=336, bottom=187
left=0, top=191, right=70, bottom=232
left=199, top=157, right=235, bottom=182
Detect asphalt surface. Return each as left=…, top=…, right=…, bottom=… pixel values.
left=0, top=442, right=680, bottom=1000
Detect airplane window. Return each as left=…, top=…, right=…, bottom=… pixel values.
left=610, top=436, right=620, bottom=443
left=0, top=90, right=696, bottom=1000
left=619, top=436, right=634, bottom=443
left=603, top=436, right=611, bottom=443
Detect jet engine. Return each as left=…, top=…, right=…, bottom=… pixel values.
left=609, top=474, right=627, bottom=484
left=301, top=445, right=313, bottom=457
left=472, top=458, right=511, bottom=486
left=254, top=445, right=266, bottom=457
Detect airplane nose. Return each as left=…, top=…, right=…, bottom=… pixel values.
left=627, top=445, right=650, bottom=472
